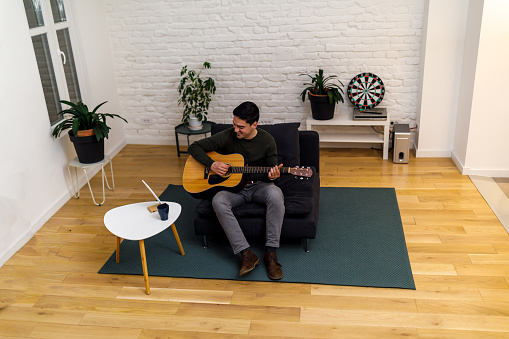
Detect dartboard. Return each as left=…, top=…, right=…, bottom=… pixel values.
left=347, top=73, right=385, bottom=109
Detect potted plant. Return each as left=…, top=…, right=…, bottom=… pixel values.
left=300, top=69, right=345, bottom=120
left=52, top=100, right=127, bottom=164
left=178, top=61, right=216, bottom=130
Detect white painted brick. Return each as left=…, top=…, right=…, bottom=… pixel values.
left=104, top=0, right=424, bottom=144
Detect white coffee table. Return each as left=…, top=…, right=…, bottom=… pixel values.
left=104, top=201, right=184, bottom=295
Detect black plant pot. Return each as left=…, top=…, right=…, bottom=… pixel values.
left=308, top=93, right=336, bottom=120
left=69, top=132, right=105, bottom=164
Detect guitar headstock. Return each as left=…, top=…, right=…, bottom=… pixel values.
left=289, top=166, right=313, bottom=178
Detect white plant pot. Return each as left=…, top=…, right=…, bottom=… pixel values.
left=188, top=116, right=203, bottom=130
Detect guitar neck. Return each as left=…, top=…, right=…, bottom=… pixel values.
left=230, top=166, right=290, bottom=174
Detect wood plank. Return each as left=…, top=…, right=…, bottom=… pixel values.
left=27, top=323, right=141, bottom=338
left=410, top=263, right=458, bottom=275
left=248, top=320, right=419, bottom=339
left=168, top=277, right=311, bottom=294
left=403, top=225, right=466, bottom=235
left=63, top=272, right=174, bottom=288
left=117, top=286, right=233, bottom=304
left=33, top=295, right=179, bottom=314
left=416, top=299, right=509, bottom=316
left=468, top=254, right=509, bottom=264
left=176, top=303, right=300, bottom=322
left=138, top=329, right=287, bottom=339
left=299, top=307, right=509, bottom=332
left=413, top=275, right=509, bottom=289
left=417, top=328, right=509, bottom=339
left=407, top=243, right=496, bottom=254
left=0, top=306, right=86, bottom=325
left=408, top=253, right=472, bottom=265
left=455, top=265, right=509, bottom=277
left=480, top=289, right=509, bottom=302
left=0, top=320, right=37, bottom=338
left=231, top=291, right=418, bottom=312
left=310, top=285, right=483, bottom=301
left=80, top=311, right=250, bottom=334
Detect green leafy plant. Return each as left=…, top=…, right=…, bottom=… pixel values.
left=300, top=69, right=345, bottom=105
left=178, top=61, right=216, bottom=124
left=51, top=100, right=127, bottom=141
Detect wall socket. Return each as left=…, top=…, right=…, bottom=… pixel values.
left=141, top=118, right=151, bottom=125
left=258, top=119, right=273, bottom=125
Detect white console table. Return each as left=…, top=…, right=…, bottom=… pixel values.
left=306, top=113, right=391, bottom=160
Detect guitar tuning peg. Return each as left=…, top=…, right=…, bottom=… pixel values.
left=299, top=177, right=303, bottom=180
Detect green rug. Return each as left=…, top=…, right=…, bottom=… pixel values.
left=99, top=185, right=415, bottom=289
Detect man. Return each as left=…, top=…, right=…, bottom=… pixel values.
left=187, top=101, right=284, bottom=280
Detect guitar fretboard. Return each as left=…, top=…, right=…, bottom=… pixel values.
left=230, top=166, right=290, bottom=174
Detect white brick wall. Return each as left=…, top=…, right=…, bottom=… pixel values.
left=103, top=0, right=424, bottom=144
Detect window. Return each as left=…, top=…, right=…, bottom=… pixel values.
left=23, top=0, right=82, bottom=125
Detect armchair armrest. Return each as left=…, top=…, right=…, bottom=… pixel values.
left=299, top=130, right=320, bottom=173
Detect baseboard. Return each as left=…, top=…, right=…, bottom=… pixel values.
left=451, top=151, right=509, bottom=176
left=462, top=168, right=509, bottom=177
left=127, top=136, right=173, bottom=145
left=0, top=140, right=127, bottom=268
left=414, top=148, right=452, bottom=158
left=451, top=151, right=465, bottom=174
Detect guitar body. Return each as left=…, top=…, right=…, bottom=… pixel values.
left=183, top=151, right=313, bottom=198
left=183, top=152, right=245, bottom=195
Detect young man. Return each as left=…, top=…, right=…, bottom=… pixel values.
left=187, top=101, right=284, bottom=280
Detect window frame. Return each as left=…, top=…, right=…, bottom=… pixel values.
left=26, top=0, right=86, bottom=129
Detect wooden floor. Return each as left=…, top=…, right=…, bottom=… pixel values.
left=2, top=145, right=509, bottom=338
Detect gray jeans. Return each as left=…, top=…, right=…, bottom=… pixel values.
left=212, top=182, right=285, bottom=255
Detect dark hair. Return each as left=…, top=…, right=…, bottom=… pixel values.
left=233, top=101, right=259, bottom=124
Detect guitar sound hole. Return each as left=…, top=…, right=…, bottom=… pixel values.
left=208, top=175, right=229, bottom=185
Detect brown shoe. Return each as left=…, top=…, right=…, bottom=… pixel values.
left=239, top=248, right=259, bottom=276
left=264, top=251, right=283, bottom=280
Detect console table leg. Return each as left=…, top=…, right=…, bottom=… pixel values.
left=171, top=223, right=185, bottom=256
left=139, top=240, right=150, bottom=295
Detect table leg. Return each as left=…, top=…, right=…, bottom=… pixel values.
left=67, top=166, right=80, bottom=198
left=171, top=223, right=185, bottom=256
left=83, top=168, right=105, bottom=206
left=116, top=237, right=121, bottom=263
left=383, top=123, right=389, bottom=160
left=139, top=240, right=150, bottom=295
left=175, top=130, right=181, bottom=157
left=104, top=158, right=115, bottom=191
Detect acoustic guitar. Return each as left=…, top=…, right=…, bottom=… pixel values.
left=183, top=151, right=313, bottom=195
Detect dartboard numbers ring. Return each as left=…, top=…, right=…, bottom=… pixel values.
left=347, top=73, right=385, bottom=109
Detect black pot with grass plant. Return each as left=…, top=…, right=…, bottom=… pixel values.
left=300, top=69, right=345, bottom=120
left=51, top=100, right=127, bottom=163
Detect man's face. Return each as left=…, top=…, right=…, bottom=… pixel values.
left=233, top=116, right=257, bottom=139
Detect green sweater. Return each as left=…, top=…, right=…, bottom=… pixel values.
left=187, top=128, right=278, bottom=182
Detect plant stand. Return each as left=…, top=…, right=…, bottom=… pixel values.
left=174, top=121, right=215, bottom=157
left=67, top=155, right=115, bottom=206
